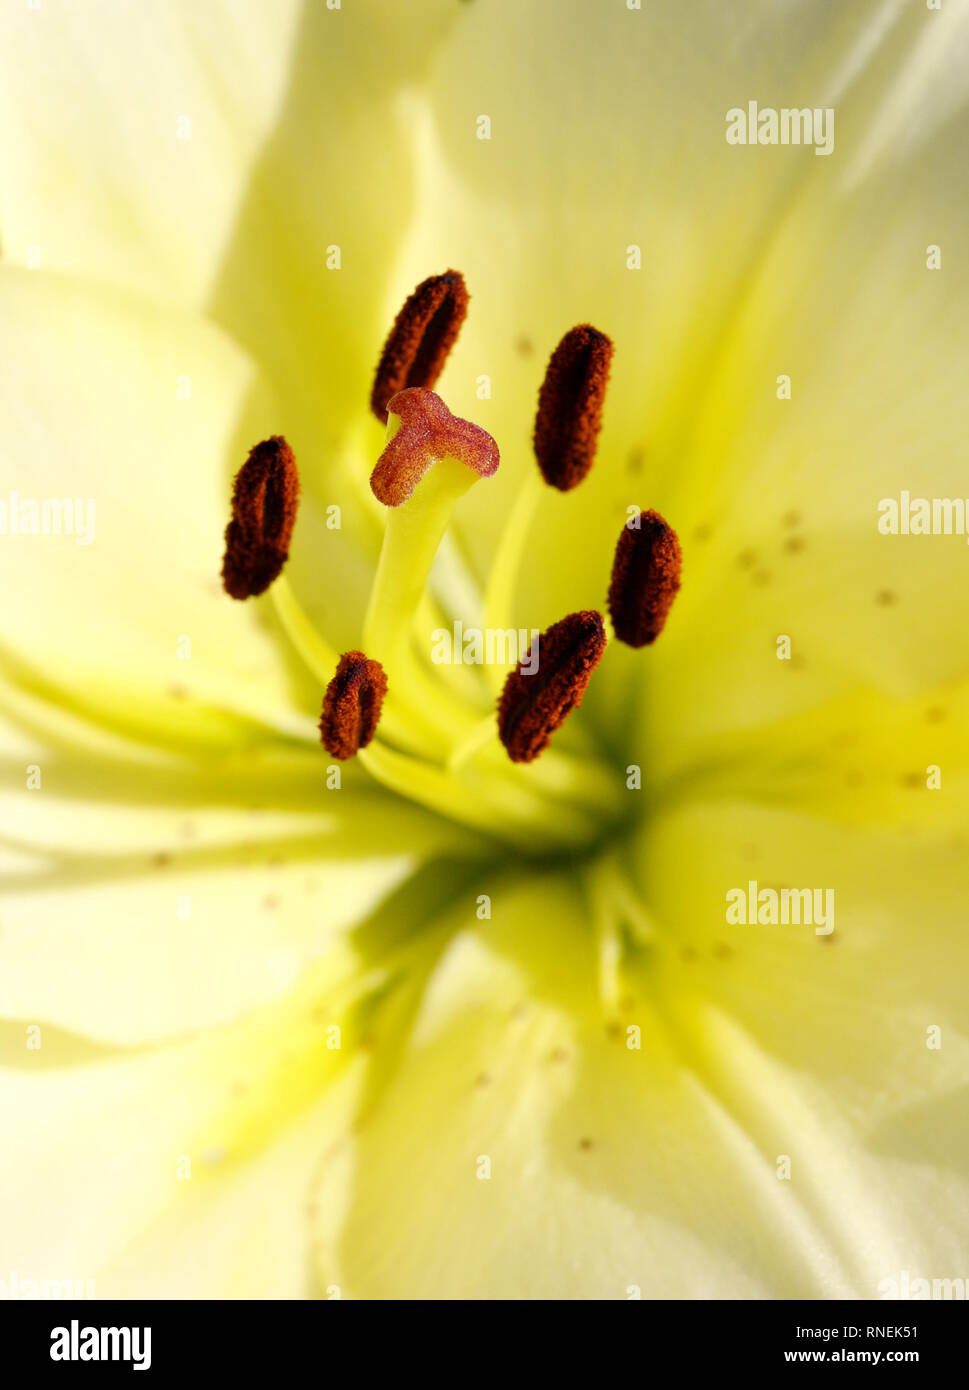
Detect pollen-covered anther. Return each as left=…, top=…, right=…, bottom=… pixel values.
left=498, top=610, right=606, bottom=764
left=370, top=270, right=470, bottom=423
left=608, top=509, right=682, bottom=647
left=319, top=651, right=388, bottom=760
left=533, top=324, right=614, bottom=490
left=221, top=436, right=299, bottom=600
left=370, top=387, right=499, bottom=507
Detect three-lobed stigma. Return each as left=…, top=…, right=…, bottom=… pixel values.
left=370, top=387, right=500, bottom=507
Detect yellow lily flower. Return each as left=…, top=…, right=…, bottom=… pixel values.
left=2, top=0, right=968, bottom=1300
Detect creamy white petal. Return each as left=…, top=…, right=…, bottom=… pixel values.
left=0, top=998, right=364, bottom=1293
left=308, top=869, right=960, bottom=1298
left=0, top=683, right=477, bottom=1041
left=0, top=1, right=302, bottom=306
left=0, top=849, right=491, bottom=1292
left=0, top=266, right=327, bottom=743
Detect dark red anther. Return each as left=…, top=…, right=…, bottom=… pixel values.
left=221, top=436, right=299, bottom=600
left=607, top=510, right=682, bottom=647
left=533, top=325, right=613, bottom=490
left=319, top=651, right=388, bottom=760
left=370, top=270, right=469, bottom=423
left=370, top=387, right=499, bottom=507
left=497, top=610, right=606, bottom=764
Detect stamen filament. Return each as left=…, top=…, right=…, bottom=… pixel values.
left=447, top=711, right=622, bottom=821
left=447, top=712, right=499, bottom=770
left=272, top=574, right=418, bottom=750
left=359, top=740, right=604, bottom=852
left=481, top=471, right=543, bottom=694
left=271, top=574, right=338, bottom=685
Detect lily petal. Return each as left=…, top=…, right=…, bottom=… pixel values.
left=389, top=1, right=919, bottom=588
left=0, top=991, right=364, bottom=1296
left=0, top=763, right=475, bottom=1043
left=0, top=0, right=303, bottom=306
left=0, top=266, right=319, bottom=746
left=307, top=870, right=952, bottom=1298
left=0, top=0, right=470, bottom=472
left=630, top=793, right=969, bottom=1293
left=0, top=850, right=492, bottom=1293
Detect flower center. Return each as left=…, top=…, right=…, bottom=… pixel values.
left=220, top=272, right=682, bottom=856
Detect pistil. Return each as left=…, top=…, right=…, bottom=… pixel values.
left=361, top=388, right=499, bottom=753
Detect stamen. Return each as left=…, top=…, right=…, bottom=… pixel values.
left=498, top=610, right=606, bottom=763
left=319, top=651, right=388, bottom=760
left=221, top=436, right=299, bottom=600
left=607, top=510, right=682, bottom=647
left=370, top=387, right=499, bottom=507
left=370, top=270, right=469, bottom=423
left=533, top=325, right=613, bottom=490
